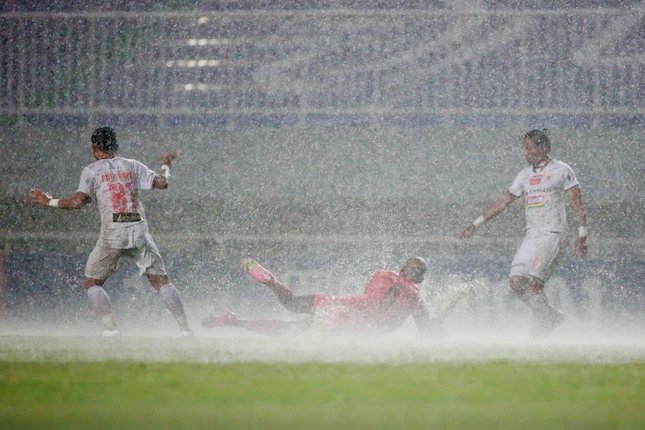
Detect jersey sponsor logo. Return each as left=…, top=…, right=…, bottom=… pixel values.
left=112, top=212, right=141, bottom=223
left=529, top=175, right=543, bottom=185
left=527, top=194, right=546, bottom=208
left=528, top=186, right=555, bottom=193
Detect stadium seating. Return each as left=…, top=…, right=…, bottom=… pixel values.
left=1, top=5, right=642, bottom=127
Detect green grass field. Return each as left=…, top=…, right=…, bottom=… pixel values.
left=1, top=359, right=643, bottom=430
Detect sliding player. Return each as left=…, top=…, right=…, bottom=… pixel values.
left=203, top=256, right=438, bottom=335
left=31, top=127, right=192, bottom=337
left=459, top=129, right=588, bottom=336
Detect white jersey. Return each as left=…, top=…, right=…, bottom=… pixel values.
left=508, top=159, right=579, bottom=233
left=77, top=156, right=158, bottom=249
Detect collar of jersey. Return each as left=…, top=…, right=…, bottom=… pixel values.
left=532, top=158, right=551, bottom=172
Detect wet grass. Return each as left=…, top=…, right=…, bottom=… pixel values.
left=0, top=360, right=642, bottom=430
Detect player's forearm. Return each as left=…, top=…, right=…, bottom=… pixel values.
left=52, top=193, right=90, bottom=209
left=153, top=151, right=176, bottom=190
left=460, top=192, right=514, bottom=239
left=573, top=206, right=587, bottom=240
left=153, top=164, right=171, bottom=189
left=573, top=206, right=587, bottom=229
left=153, top=176, right=169, bottom=189
left=568, top=186, right=587, bottom=230
left=55, top=198, right=84, bottom=209
left=475, top=192, right=515, bottom=225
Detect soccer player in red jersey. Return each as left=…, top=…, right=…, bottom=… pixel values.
left=203, top=256, right=436, bottom=335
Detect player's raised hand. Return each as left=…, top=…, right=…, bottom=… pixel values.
left=159, top=151, right=178, bottom=166
left=30, top=188, right=52, bottom=206
left=574, top=236, right=588, bottom=257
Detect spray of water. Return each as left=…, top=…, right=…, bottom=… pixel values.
left=1, top=272, right=642, bottom=365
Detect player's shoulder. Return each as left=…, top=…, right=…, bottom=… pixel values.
left=115, top=156, right=140, bottom=165
left=373, top=270, right=398, bottom=278
left=116, top=156, right=151, bottom=171
left=549, top=159, right=574, bottom=171
left=82, top=159, right=105, bottom=173
left=367, top=270, right=398, bottom=285
left=380, top=270, right=418, bottom=288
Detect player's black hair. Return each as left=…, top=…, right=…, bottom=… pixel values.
left=91, top=127, right=118, bottom=153
left=524, top=128, right=551, bottom=152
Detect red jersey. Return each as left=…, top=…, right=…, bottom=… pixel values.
left=312, top=271, right=425, bottom=332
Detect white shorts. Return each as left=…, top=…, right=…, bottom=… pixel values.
left=510, top=230, right=566, bottom=281
left=84, top=238, right=167, bottom=281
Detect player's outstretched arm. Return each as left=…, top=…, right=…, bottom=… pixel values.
left=567, top=185, right=588, bottom=257
left=153, top=150, right=179, bottom=190
left=30, top=189, right=91, bottom=210
left=459, top=191, right=516, bottom=239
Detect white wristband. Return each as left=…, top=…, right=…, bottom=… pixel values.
left=160, top=164, right=171, bottom=179
left=473, top=215, right=485, bottom=227
left=48, top=198, right=60, bottom=208
left=578, top=226, right=588, bottom=238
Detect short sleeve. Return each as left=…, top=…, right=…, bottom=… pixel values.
left=508, top=170, right=525, bottom=197
left=77, top=166, right=95, bottom=196
left=133, top=160, right=158, bottom=190
left=561, top=164, right=579, bottom=191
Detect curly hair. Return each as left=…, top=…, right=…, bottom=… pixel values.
left=91, top=127, right=118, bottom=153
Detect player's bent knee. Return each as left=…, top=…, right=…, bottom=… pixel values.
left=509, top=276, right=528, bottom=293
left=84, top=278, right=104, bottom=289
left=146, top=274, right=169, bottom=290
left=284, top=295, right=316, bottom=315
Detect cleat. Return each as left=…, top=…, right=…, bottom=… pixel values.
left=202, top=311, right=238, bottom=328
left=240, top=258, right=274, bottom=283
left=102, top=329, right=121, bottom=337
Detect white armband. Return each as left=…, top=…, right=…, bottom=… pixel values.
left=160, top=164, right=171, bottom=179
left=48, top=199, right=60, bottom=208
left=578, top=226, right=588, bottom=238
left=473, top=215, right=485, bottom=227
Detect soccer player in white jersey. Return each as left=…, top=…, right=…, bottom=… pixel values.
left=31, top=127, right=192, bottom=337
left=459, top=129, right=588, bottom=336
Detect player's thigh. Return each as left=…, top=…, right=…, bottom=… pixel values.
left=85, top=245, right=124, bottom=281
left=129, top=240, right=168, bottom=277
left=510, top=232, right=565, bottom=281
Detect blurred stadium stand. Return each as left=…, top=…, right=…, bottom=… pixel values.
left=1, top=3, right=643, bottom=128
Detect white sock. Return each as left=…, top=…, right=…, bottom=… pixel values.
left=159, top=283, right=190, bottom=330
left=87, top=286, right=117, bottom=330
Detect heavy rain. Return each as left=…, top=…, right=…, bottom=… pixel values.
left=0, top=0, right=643, bottom=365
